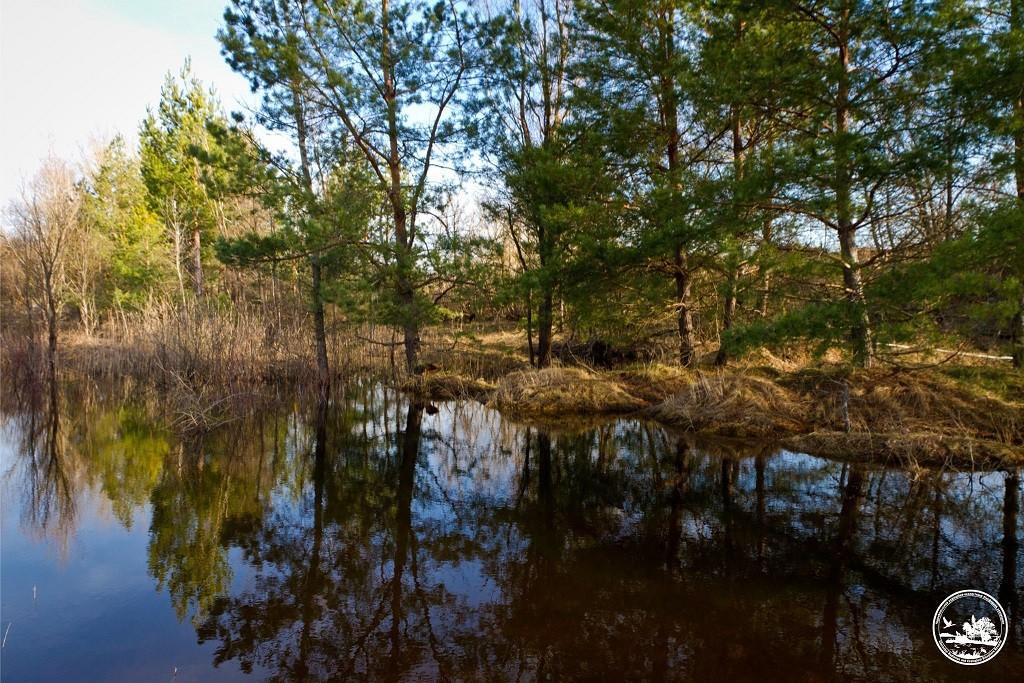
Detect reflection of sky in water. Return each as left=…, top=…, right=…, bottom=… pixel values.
left=1, top=383, right=1020, bottom=682
left=1, top=466, right=259, bottom=682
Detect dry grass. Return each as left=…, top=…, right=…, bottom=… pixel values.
left=614, top=363, right=694, bottom=402
left=401, top=373, right=495, bottom=401
left=646, top=371, right=807, bottom=437
left=642, top=365, right=1022, bottom=464
left=8, top=309, right=1021, bottom=465
left=419, top=327, right=532, bottom=381
left=62, top=301, right=319, bottom=388
left=490, top=367, right=646, bottom=416
left=782, top=368, right=1022, bottom=444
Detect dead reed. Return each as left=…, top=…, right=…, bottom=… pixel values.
left=645, top=371, right=808, bottom=437
left=490, top=367, right=646, bottom=416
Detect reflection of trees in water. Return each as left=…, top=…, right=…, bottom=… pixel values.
left=1002, top=470, right=1020, bottom=646
left=195, top=396, right=442, bottom=680
left=190, top=401, right=1022, bottom=681
left=147, top=408, right=292, bottom=623
left=2, top=380, right=180, bottom=553
left=3, top=381, right=79, bottom=553
left=2, top=381, right=1021, bottom=680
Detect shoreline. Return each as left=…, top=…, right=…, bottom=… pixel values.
left=7, top=337, right=1022, bottom=469
left=404, top=365, right=1023, bottom=468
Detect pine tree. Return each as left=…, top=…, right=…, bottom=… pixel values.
left=222, top=0, right=469, bottom=373
left=139, top=63, right=227, bottom=301
left=467, top=0, right=578, bottom=368
left=80, top=137, right=170, bottom=322
left=575, top=0, right=715, bottom=366
left=765, top=1, right=938, bottom=367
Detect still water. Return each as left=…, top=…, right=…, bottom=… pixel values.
left=1, top=381, right=1021, bottom=682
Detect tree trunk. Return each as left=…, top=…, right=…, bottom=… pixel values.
left=526, top=289, right=536, bottom=367
left=674, top=246, right=695, bottom=367
left=310, top=255, right=330, bottom=394
left=172, top=218, right=186, bottom=304
left=23, top=259, right=38, bottom=359
left=43, top=268, right=58, bottom=380
left=659, top=14, right=694, bottom=368
left=759, top=269, right=772, bottom=317
left=536, top=287, right=554, bottom=369
left=191, top=227, right=204, bottom=298
left=759, top=218, right=774, bottom=317
left=1013, top=296, right=1024, bottom=369
left=1014, top=0, right=1023, bottom=200
left=715, top=266, right=737, bottom=367
left=1013, top=0, right=1023, bottom=368
left=381, top=0, right=420, bottom=374
left=717, top=85, right=745, bottom=368
left=535, top=219, right=554, bottom=369
left=401, top=303, right=419, bottom=374
left=80, top=296, right=94, bottom=339
left=839, top=228, right=873, bottom=368
left=835, top=11, right=873, bottom=368
left=290, top=75, right=336, bottom=388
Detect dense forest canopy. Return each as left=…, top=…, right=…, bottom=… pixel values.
left=3, top=0, right=1023, bottom=389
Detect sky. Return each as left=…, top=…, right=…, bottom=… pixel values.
left=0, top=0, right=254, bottom=212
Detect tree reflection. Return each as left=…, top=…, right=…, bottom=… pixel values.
left=129, top=408, right=1024, bottom=678
left=820, top=465, right=865, bottom=673
left=2, top=382, right=1021, bottom=681
left=1002, top=469, right=1021, bottom=645
left=192, top=397, right=436, bottom=680
left=4, top=381, right=80, bottom=553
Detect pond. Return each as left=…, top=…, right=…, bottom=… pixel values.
left=1, top=381, right=1021, bottom=682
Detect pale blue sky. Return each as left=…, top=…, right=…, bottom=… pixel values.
left=1, top=0, right=254, bottom=209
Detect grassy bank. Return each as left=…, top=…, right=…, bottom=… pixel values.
left=6, top=321, right=1021, bottom=466
left=404, top=333, right=1023, bottom=467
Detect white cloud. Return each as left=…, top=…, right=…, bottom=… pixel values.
left=0, top=0, right=253, bottom=212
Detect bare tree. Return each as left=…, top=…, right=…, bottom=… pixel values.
left=6, top=158, right=82, bottom=376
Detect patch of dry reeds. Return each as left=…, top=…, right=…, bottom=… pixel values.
left=646, top=371, right=807, bottom=436
left=782, top=368, right=1023, bottom=445
left=62, top=300, right=317, bottom=389
left=401, top=372, right=495, bottom=401
left=614, top=363, right=694, bottom=402
left=490, top=367, right=646, bottom=415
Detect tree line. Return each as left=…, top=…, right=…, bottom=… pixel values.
left=4, top=0, right=1023, bottom=392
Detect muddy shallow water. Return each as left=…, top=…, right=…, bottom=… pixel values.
left=1, top=381, right=1021, bottom=682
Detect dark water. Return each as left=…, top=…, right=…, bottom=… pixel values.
left=1, top=381, right=1021, bottom=682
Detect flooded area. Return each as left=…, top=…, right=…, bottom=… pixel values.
left=1, top=381, right=1021, bottom=682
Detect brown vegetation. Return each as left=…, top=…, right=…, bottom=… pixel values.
left=412, top=338, right=1023, bottom=465
left=780, top=368, right=1022, bottom=445
left=645, top=371, right=808, bottom=437
left=490, top=368, right=646, bottom=416
left=401, top=373, right=495, bottom=402
left=4, top=313, right=1020, bottom=465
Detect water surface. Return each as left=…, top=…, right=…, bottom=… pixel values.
left=2, top=381, right=1021, bottom=681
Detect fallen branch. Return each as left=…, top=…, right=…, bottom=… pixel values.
left=884, top=343, right=1012, bottom=362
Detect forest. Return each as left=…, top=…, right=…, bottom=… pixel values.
left=2, top=0, right=1022, bottom=462
left=1, top=3, right=1023, bottom=678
